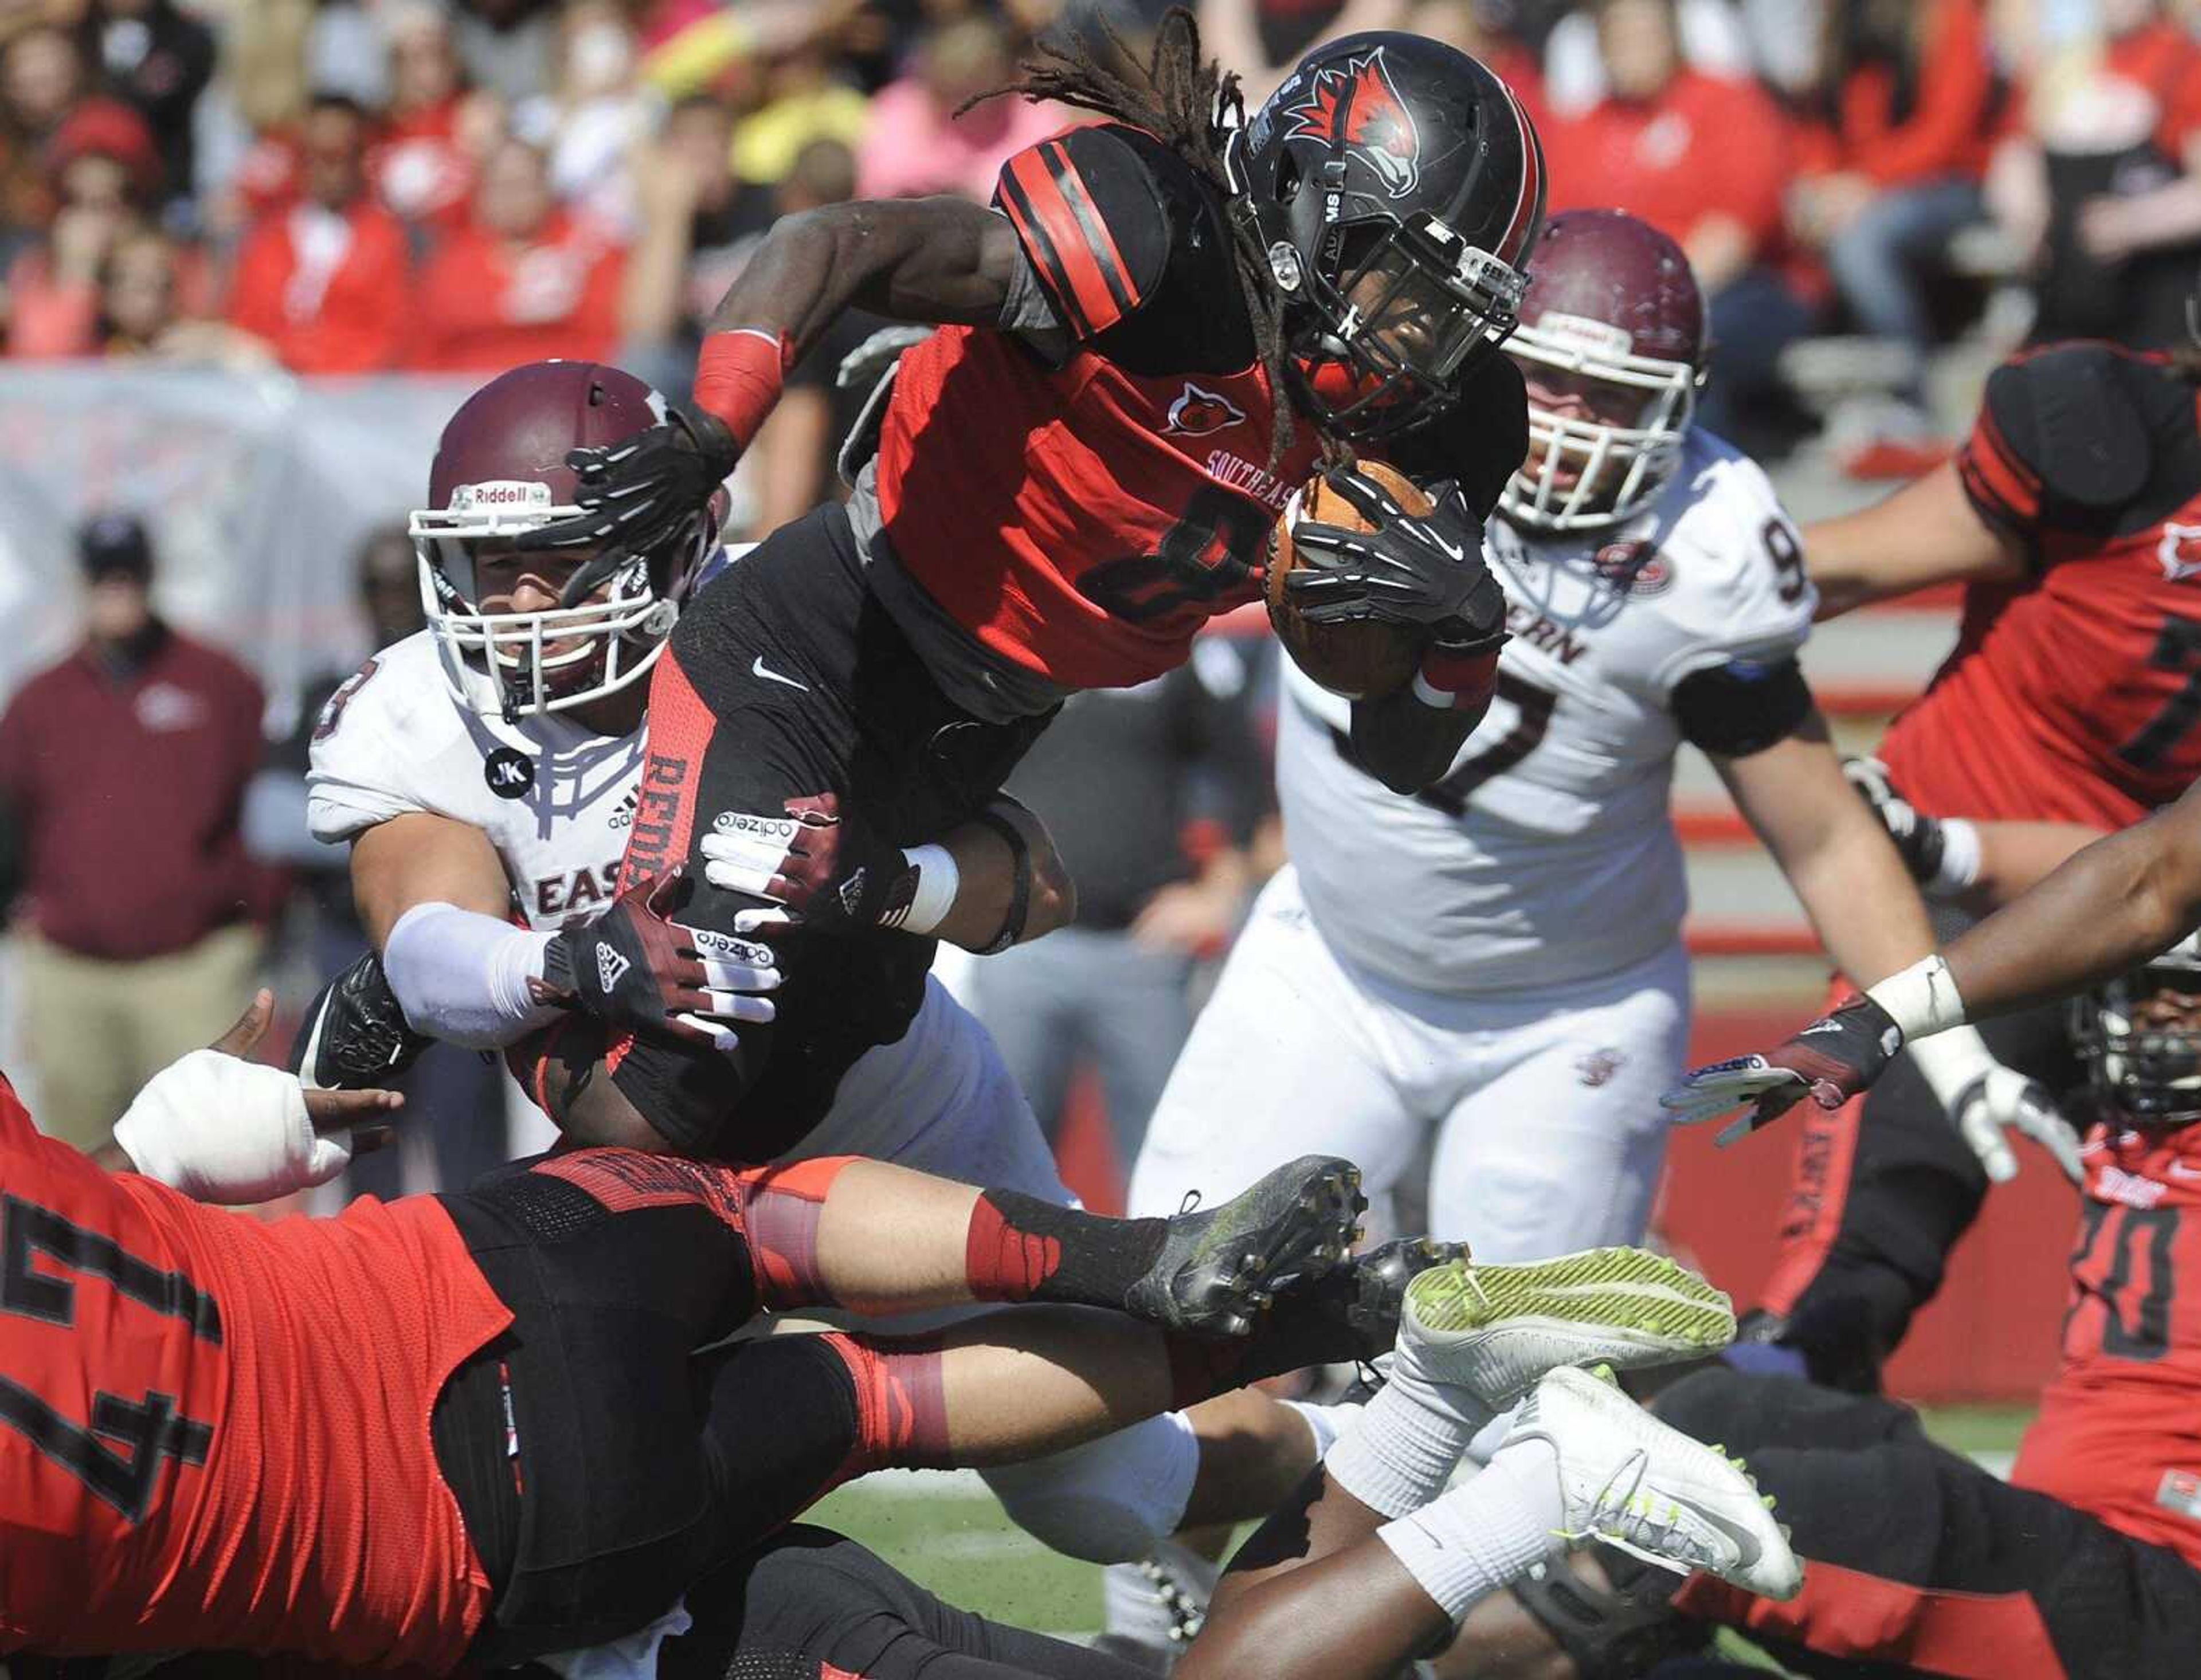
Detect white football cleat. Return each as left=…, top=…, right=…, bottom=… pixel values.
left=1511, top=1364, right=1802, bottom=1601
left=1398, top=1247, right=1737, bottom=1409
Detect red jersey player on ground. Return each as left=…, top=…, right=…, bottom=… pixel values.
left=0, top=993, right=1399, bottom=1669
left=501, top=14, right=1544, bottom=1160
left=1605, top=942, right=2201, bottom=1680
left=1687, top=332, right=2201, bottom=1389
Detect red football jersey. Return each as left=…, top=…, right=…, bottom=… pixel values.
left=1879, top=343, right=2201, bottom=828
left=0, top=1075, right=510, bottom=1669
left=2011, top=1121, right=2201, bottom=1569
left=876, top=319, right=1315, bottom=692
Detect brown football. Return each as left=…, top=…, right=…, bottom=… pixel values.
left=1264, top=460, right=1432, bottom=702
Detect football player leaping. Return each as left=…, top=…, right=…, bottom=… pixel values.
left=496, top=15, right=1537, bottom=1168
left=1129, top=210, right=2030, bottom=1267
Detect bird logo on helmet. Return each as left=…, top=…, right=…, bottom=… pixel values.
left=408, top=360, right=719, bottom=723
left=1228, top=32, right=1544, bottom=438
left=1500, top=210, right=1709, bottom=534
left=1278, top=46, right=1423, bottom=199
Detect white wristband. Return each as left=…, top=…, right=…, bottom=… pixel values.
left=1865, top=954, right=1969, bottom=1044
left=898, top=843, right=960, bottom=935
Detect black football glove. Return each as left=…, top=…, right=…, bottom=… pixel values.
left=1843, top=755, right=1948, bottom=886
left=514, top=406, right=738, bottom=558
left=1662, top=992, right=1904, bottom=1143
left=539, top=867, right=779, bottom=1049
left=697, top=792, right=922, bottom=936
left=290, top=949, right=433, bottom=1091
left=1284, top=468, right=1509, bottom=651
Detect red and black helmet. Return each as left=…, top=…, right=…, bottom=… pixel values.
left=1228, top=31, right=1545, bottom=438
left=1500, top=209, right=1709, bottom=532
left=409, top=360, right=716, bottom=720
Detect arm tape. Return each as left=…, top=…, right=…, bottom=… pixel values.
left=383, top=900, right=563, bottom=1049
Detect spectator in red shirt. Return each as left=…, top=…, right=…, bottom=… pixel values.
left=0, top=515, right=273, bottom=1153
left=408, top=134, right=624, bottom=370
left=224, top=92, right=410, bottom=374
left=1790, top=0, right=1997, bottom=391
left=370, top=0, right=493, bottom=232
left=1538, top=0, right=1810, bottom=448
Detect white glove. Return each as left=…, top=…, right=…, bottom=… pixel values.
left=1908, top=1028, right=2084, bottom=1186
left=113, top=1048, right=353, bottom=1205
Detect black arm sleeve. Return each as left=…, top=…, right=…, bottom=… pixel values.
left=1671, top=656, right=1815, bottom=758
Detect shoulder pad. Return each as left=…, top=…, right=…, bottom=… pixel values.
left=993, top=124, right=1176, bottom=340
left=1981, top=344, right=2153, bottom=512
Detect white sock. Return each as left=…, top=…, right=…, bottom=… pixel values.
left=1324, top=1372, right=1493, bottom=1518
left=1377, top=1437, right=1563, bottom=1622
left=1283, top=1397, right=1360, bottom=1462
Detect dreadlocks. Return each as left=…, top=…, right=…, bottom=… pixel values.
left=961, top=7, right=1301, bottom=464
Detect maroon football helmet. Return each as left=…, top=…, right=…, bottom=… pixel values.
left=1500, top=210, right=1707, bottom=532
left=410, top=360, right=715, bottom=720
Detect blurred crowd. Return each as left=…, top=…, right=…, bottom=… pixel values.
left=5, top=0, right=2201, bottom=494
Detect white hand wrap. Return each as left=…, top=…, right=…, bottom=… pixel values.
left=114, top=1049, right=352, bottom=1205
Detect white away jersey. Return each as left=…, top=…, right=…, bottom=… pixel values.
left=1282, top=429, right=1815, bottom=994
left=306, top=630, right=643, bottom=929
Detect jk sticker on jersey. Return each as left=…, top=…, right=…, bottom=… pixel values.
left=484, top=747, right=536, bottom=800
left=2157, top=1469, right=2201, bottom=1523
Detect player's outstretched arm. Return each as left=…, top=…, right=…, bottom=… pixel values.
left=1720, top=710, right=2081, bottom=1181
left=1802, top=459, right=2023, bottom=621
left=1667, top=776, right=2201, bottom=1138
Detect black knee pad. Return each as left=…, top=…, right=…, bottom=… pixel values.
left=1510, top=1553, right=1710, bottom=1680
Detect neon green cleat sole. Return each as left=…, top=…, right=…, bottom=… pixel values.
left=1397, top=1247, right=1736, bottom=1407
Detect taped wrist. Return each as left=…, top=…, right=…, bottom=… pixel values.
left=1863, top=954, right=1968, bottom=1044
left=694, top=328, right=792, bottom=450
left=384, top=901, right=563, bottom=1049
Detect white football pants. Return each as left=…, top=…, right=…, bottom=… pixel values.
left=1128, top=867, right=1688, bottom=1262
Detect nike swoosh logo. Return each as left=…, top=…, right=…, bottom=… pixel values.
left=751, top=656, right=809, bottom=692
left=1690, top=1499, right=1765, bottom=1570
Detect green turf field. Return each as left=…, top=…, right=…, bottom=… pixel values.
left=803, top=1405, right=2036, bottom=1644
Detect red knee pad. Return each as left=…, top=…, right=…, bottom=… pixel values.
left=818, top=1330, right=951, bottom=1487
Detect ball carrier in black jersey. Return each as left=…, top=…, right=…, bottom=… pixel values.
left=507, top=13, right=1546, bottom=1160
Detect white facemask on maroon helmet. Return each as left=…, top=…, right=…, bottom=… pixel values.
left=409, top=359, right=714, bottom=722
left=1501, top=210, right=1707, bottom=533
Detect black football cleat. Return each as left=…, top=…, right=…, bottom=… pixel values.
left=1241, top=1235, right=1472, bottom=1373
left=1125, top=1155, right=1365, bottom=1337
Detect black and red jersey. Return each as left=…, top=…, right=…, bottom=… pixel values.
left=872, top=121, right=1525, bottom=694
left=2013, top=1119, right=2201, bottom=1570
left=0, top=1075, right=508, bottom=1669
left=1880, top=342, right=2201, bottom=828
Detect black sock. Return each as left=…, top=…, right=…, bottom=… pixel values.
left=965, top=1191, right=1170, bottom=1310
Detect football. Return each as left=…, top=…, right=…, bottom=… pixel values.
left=1264, top=461, right=1432, bottom=702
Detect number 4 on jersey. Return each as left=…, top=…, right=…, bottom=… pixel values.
left=0, top=1196, right=219, bottom=1520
